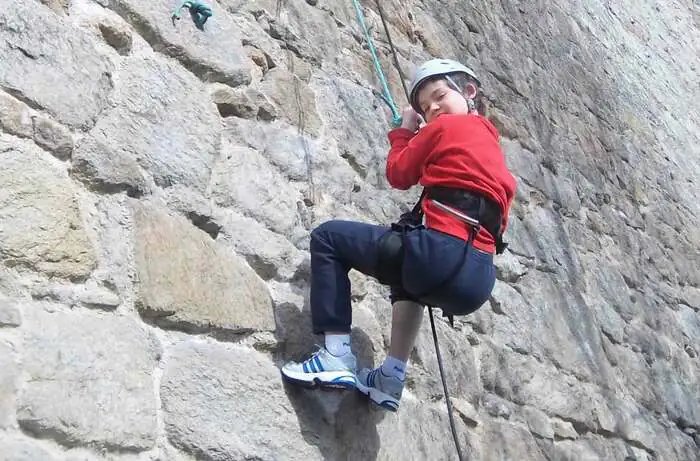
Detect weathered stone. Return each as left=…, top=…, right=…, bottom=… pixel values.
left=452, top=397, right=480, bottom=427
left=523, top=406, right=554, bottom=439
left=0, top=1, right=113, bottom=129
left=219, top=116, right=378, bottom=229
left=132, top=200, right=274, bottom=334
left=245, top=0, right=342, bottom=65
left=0, top=299, right=21, bottom=327
left=98, top=21, right=133, bottom=55
left=76, top=286, right=121, bottom=310
left=18, top=305, right=160, bottom=451
left=410, top=314, right=481, bottom=402
left=159, top=184, right=222, bottom=239
left=0, top=339, right=19, bottom=428
left=211, top=140, right=303, bottom=237
left=679, top=285, right=700, bottom=310
left=39, top=0, right=69, bottom=14
left=0, top=91, right=33, bottom=137
left=480, top=343, right=608, bottom=431
left=31, top=279, right=124, bottom=310
left=371, top=399, right=474, bottom=461
left=106, top=0, right=250, bottom=86
left=32, top=116, right=74, bottom=160
left=474, top=419, right=546, bottom=461
left=551, top=418, right=578, bottom=440
left=243, top=44, right=271, bottom=77
left=72, top=55, right=221, bottom=194
left=550, top=436, right=634, bottom=461
left=0, top=135, right=96, bottom=280
left=216, top=211, right=306, bottom=281
left=31, top=282, right=77, bottom=305
left=494, top=251, right=528, bottom=283
left=64, top=447, right=169, bottom=461
left=223, top=116, right=318, bottom=183
left=472, top=280, right=546, bottom=357
left=482, top=393, right=513, bottom=419
left=257, top=67, right=322, bottom=136
left=210, top=84, right=256, bottom=119
left=311, top=75, right=389, bottom=186
left=161, top=341, right=323, bottom=461
left=209, top=83, right=278, bottom=120
left=0, top=435, right=58, bottom=461
left=71, top=136, right=149, bottom=197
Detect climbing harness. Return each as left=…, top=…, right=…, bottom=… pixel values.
left=351, top=0, right=402, bottom=127
left=353, top=2, right=478, bottom=460
left=172, top=0, right=212, bottom=29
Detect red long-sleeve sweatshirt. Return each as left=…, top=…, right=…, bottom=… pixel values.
left=386, top=113, right=516, bottom=254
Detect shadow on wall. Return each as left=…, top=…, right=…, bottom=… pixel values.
left=273, top=276, right=384, bottom=461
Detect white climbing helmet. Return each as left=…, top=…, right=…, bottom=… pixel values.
left=409, top=58, right=480, bottom=112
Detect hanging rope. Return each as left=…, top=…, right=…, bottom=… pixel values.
left=372, top=0, right=410, bottom=100
left=351, top=0, right=402, bottom=127
left=355, top=2, right=469, bottom=460
left=429, top=308, right=467, bottom=461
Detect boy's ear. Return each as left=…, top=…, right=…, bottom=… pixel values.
left=464, top=83, right=478, bottom=100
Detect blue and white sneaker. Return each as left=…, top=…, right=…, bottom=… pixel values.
left=281, top=347, right=357, bottom=390
left=356, top=367, right=404, bottom=412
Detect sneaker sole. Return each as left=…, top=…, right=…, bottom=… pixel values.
left=356, top=381, right=400, bottom=412
left=281, top=369, right=357, bottom=390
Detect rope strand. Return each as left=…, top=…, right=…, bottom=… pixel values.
left=429, top=308, right=466, bottom=461
left=373, top=0, right=409, bottom=101
left=351, top=0, right=402, bottom=126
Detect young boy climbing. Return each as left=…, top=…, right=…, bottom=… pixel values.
left=281, top=59, right=517, bottom=411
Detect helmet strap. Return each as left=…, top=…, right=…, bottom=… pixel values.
left=444, top=75, right=461, bottom=92
left=446, top=75, right=478, bottom=114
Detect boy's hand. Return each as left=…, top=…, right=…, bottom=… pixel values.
left=400, top=106, right=422, bottom=131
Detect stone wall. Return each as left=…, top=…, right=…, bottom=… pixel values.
left=0, top=0, right=698, bottom=460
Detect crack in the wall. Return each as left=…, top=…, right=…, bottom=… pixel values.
left=0, top=85, right=46, bottom=113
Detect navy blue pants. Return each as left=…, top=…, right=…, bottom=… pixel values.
left=309, top=220, right=496, bottom=334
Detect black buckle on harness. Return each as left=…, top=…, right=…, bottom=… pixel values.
left=375, top=208, right=424, bottom=287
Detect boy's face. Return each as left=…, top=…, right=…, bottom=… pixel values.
left=416, top=79, right=471, bottom=123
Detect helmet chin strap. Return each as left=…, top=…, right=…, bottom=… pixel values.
left=445, top=75, right=478, bottom=115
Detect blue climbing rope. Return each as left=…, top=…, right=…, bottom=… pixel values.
left=351, top=0, right=402, bottom=127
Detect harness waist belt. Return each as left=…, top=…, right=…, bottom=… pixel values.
left=425, top=186, right=503, bottom=246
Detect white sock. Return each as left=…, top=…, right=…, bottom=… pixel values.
left=325, top=333, right=352, bottom=357
left=381, top=356, right=407, bottom=381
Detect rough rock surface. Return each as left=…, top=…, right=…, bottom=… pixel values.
left=0, top=135, right=96, bottom=280
left=17, top=305, right=160, bottom=451
left=0, top=1, right=113, bottom=129
left=161, top=341, right=323, bottom=461
left=0, top=0, right=698, bottom=460
left=132, top=200, right=275, bottom=334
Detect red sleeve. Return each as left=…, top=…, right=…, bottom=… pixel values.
left=385, top=122, right=443, bottom=190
